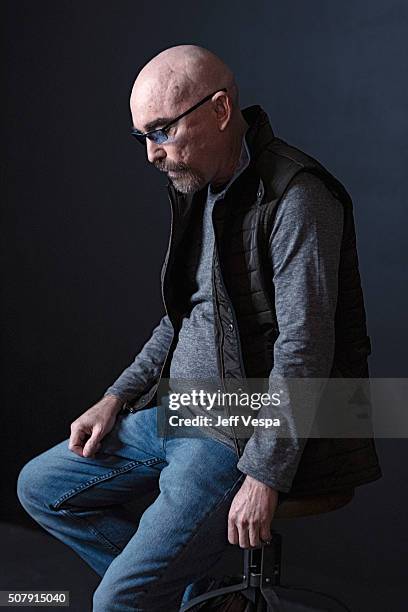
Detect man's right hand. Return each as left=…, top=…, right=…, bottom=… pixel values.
left=69, top=395, right=124, bottom=458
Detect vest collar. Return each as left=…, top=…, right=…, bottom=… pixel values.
left=241, top=105, right=276, bottom=162
left=166, top=104, right=275, bottom=210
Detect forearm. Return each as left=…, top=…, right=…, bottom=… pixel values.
left=103, top=314, right=174, bottom=403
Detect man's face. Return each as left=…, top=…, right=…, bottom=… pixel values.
left=130, top=87, right=220, bottom=194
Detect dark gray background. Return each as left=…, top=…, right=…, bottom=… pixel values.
left=2, top=1, right=407, bottom=610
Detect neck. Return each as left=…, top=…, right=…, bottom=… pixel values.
left=210, top=115, right=249, bottom=192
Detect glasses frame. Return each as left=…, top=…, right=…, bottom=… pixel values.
left=131, top=88, right=228, bottom=146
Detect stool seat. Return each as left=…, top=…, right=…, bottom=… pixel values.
left=274, top=488, right=354, bottom=519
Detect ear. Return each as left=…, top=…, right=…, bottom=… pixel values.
left=213, top=91, right=232, bottom=132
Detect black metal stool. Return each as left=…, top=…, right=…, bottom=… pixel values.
left=180, top=488, right=355, bottom=612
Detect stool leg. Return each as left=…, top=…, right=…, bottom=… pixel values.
left=260, top=531, right=283, bottom=611
left=180, top=532, right=283, bottom=611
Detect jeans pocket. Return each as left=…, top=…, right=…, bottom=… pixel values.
left=49, top=457, right=164, bottom=510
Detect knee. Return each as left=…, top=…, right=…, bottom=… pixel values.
left=92, top=581, right=119, bottom=612
left=93, top=574, right=149, bottom=612
left=17, top=456, right=48, bottom=514
left=17, top=439, right=70, bottom=512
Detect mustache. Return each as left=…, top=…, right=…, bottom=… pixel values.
left=154, top=161, right=189, bottom=173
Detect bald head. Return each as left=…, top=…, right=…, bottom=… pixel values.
left=129, top=45, right=248, bottom=194
left=131, top=45, right=239, bottom=120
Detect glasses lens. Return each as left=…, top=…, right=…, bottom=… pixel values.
left=131, top=128, right=168, bottom=146
left=148, top=130, right=168, bottom=145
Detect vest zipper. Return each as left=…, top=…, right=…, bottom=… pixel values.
left=161, top=193, right=175, bottom=321
left=212, top=217, right=243, bottom=459
left=157, top=191, right=178, bottom=393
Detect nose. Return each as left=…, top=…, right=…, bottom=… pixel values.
left=146, top=139, right=166, bottom=165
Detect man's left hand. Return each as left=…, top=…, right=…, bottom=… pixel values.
left=228, top=475, right=279, bottom=548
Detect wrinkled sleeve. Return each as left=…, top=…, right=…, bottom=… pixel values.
left=103, top=313, right=174, bottom=403
left=236, top=172, right=344, bottom=492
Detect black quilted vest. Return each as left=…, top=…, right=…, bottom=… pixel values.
left=148, top=105, right=382, bottom=498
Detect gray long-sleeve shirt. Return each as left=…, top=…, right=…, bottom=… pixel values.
left=169, top=137, right=250, bottom=386
left=165, top=134, right=252, bottom=448
left=104, top=143, right=344, bottom=492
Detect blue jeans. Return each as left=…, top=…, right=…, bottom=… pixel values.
left=17, top=402, right=248, bottom=611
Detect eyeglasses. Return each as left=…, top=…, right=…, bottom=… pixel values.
left=131, top=88, right=227, bottom=146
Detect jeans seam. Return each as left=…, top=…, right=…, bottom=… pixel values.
left=58, top=508, right=123, bottom=555
left=162, top=403, right=169, bottom=455
left=136, top=471, right=245, bottom=610
left=49, top=458, right=165, bottom=510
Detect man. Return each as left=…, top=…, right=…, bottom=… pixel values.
left=17, top=45, right=382, bottom=611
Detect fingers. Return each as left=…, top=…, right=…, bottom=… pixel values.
left=69, top=422, right=104, bottom=458
left=82, top=425, right=103, bottom=458
left=259, top=524, right=272, bottom=546
left=229, top=513, right=272, bottom=549
left=238, top=522, right=251, bottom=549
left=248, top=522, right=261, bottom=548
left=238, top=522, right=272, bottom=548
left=228, top=515, right=257, bottom=548
left=228, top=518, right=239, bottom=546
left=69, top=427, right=88, bottom=457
